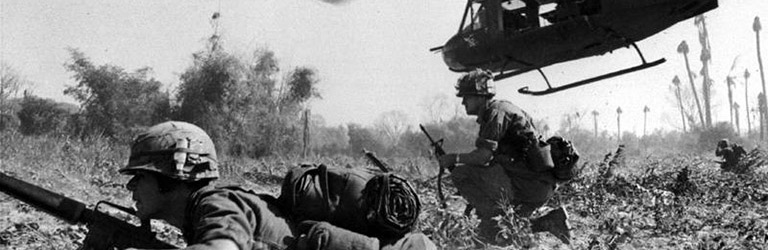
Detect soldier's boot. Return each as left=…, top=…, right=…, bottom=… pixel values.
left=530, top=206, right=571, bottom=244
left=476, top=217, right=498, bottom=243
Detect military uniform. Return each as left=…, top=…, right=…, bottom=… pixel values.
left=183, top=185, right=297, bottom=250
left=715, top=139, right=746, bottom=171
left=121, top=121, right=436, bottom=250
left=452, top=99, right=556, bottom=238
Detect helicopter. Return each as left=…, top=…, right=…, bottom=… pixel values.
left=431, top=0, right=719, bottom=95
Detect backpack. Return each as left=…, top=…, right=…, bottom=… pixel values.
left=546, top=136, right=580, bottom=182
left=277, top=164, right=421, bottom=238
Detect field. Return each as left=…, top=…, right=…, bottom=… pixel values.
left=1, top=132, right=768, bottom=249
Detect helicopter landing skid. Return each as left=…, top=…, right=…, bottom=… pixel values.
left=518, top=58, right=666, bottom=96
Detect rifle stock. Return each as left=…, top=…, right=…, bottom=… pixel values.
left=0, top=172, right=177, bottom=250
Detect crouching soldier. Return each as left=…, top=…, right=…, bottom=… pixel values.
left=279, top=164, right=437, bottom=250
left=715, top=139, right=746, bottom=172
left=437, top=69, right=574, bottom=244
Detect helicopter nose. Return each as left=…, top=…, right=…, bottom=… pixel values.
left=442, top=34, right=469, bottom=72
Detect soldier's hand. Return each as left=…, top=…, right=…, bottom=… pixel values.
left=438, top=154, right=457, bottom=170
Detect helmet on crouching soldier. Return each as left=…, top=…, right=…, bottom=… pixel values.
left=119, top=121, right=219, bottom=182
left=455, top=69, right=496, bottom=97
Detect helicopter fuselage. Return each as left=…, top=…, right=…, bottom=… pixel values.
left=442, top=0, right=718, bottom=74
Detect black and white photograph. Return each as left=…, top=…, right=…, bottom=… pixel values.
left=1, top=0, right=767, bottom=249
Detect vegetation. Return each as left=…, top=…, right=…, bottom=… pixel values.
left=2, top=130, right=768, bottom=249
left=2, top=12, right=766, bottom=249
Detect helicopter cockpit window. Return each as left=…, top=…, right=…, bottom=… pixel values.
left=461, top=2, right=487, bottom=32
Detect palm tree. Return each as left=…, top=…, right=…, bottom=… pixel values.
left=755, top=17, right=766, bottom=138
left=678, top=40, right=705, bottom=128
left=591, top=110, right=599, bottom=137
left=726, top=76, right=735, bottom=126
left=744, top=69, right=752, bottom=135
left=760, top=93, right=766, bottom=139
left=695, top=15, right=713, bottom=127
left=672, top=76, right=687, bottom=132
left=734, top=102, right=741, bottom=136
left=643, top=106, right=650, bottom=137
left=616, top=106, right=623, bottom=142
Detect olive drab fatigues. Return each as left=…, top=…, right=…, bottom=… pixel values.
left=451, top=100, right=556, bottom=238
left=184, top=185, right=297, bottom=250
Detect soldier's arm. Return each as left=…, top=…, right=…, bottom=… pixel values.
left=183, top=239, right=240, bottom=250
left=126, top=239, right=239, bottom=250
left=441, top=147, right=494, bottom=167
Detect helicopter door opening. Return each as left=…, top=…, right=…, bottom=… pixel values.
left=501, top=0, right=558, bottom=32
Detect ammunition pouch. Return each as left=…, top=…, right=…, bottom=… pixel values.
left=547, top=136, right=580, bottom=182
left=525, top=137, right=555, bottom=172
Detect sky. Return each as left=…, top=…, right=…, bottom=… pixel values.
left=1, top=0, right=767, bottom=136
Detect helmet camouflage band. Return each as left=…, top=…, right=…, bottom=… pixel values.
left=456, top=69, right=495, bottom=97
left=120, top=121, right=219, bottom=181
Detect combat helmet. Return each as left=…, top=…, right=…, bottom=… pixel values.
left=456, top=69, right=495, bottom=97
left=717, top=139, right=729, bottom=148
left=120, top=121, right=219, bottom=181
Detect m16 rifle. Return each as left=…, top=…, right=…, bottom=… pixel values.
left=0, top=172, right=178, bottom=250
left=419, top=124, right=447, bottom=205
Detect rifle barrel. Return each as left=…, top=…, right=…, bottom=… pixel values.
left=0, top=172, right=89, bottom=224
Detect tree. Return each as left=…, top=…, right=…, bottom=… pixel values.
left=0, top=63, right=27, bottom=131
left=672, top=76, right=687, bottom=132
left=734, top=102, right=741, bottom=136
left=643, top=105, right=650, bottom=137
left=64, top=49, right=170, bottom=138
left=616, top=106, right=623, bottom=142
left=310, top=115, right=349, bottom=156
left=695, top=15, right=714, bottom=128
left=176, top=45, right=320, bottom=156
left=678, top=40, right=706, bottom=128
left=743, top=69, right=752, bottom=135
left=591, top=110, right=599, bottom=137
left=347, top=123, right=386, bottom=156
left=419, top=93, right=456, bottom=123
left=759, top=93, right=766, bottom=139
left=16, top=94, right=70, bottom=135
left=755, top=16, right=766, bottom=138
left=726, top=76, right=735, bottom=126
left=559, top=112, right=583, bottom=134
left=374, top=110, right=412, bottom=151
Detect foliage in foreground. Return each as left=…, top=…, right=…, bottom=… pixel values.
left=1, top=132, right=767, bottom=249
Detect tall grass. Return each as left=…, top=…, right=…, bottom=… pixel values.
left=2, top=132, right=768, bottom=249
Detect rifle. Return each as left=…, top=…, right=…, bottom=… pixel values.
left=363, top=149, right=390, bottom=173
left=419, top=124, right=447, bottom=205
left=0, top=171, right=178, bottom=250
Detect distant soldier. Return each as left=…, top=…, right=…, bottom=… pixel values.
left=715, top=139, right=746, bottom=172
left=121, top=121, right=435, bottom=250
left=438, top=69, right=571, bottom=244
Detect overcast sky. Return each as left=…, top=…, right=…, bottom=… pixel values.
left=1, top=0, right=767, bottom=135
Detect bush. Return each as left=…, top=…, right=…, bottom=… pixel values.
left=16, top=95, right=70, bottom=135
